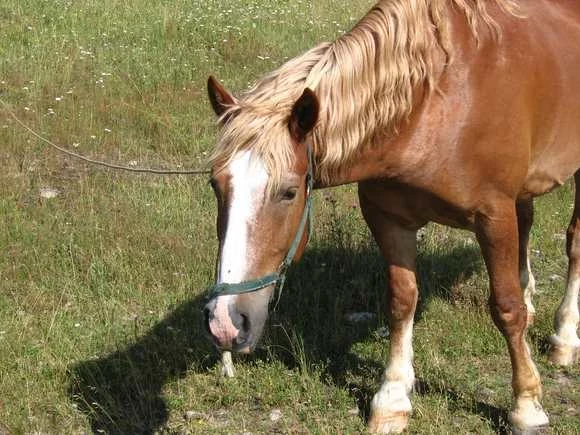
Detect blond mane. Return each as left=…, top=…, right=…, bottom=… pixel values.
left=210, top=0, right=517, bottom=191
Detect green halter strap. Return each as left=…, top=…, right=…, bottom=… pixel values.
left=207, top=147, right=314, bottom=302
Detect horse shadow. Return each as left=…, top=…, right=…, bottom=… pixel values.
left=68, top=298, right=216, bottom=434
left=69, top=240, right=508, bottom=433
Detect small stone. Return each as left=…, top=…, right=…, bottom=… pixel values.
left=348, top=407, right=359, bottom=416
left=212, top=409, right=230, bottom=426
left=376, top=326, right=390, bottom=338
left=269, top=409, right=282, bottom=422
left=476, top=386, right=495, bottom=402
left=185, top=411, right=206, bottom=421
left=39, top=187, right=60, bottom=199
left=549, top=274, right=563, bottom=282
left=554, top=372, right=572, bottom=387
left=345, top=312, right=376, bottom=323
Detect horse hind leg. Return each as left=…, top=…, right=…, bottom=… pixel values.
left=550, top=170, right=580, bottom=365
left=517, top=198, right=537, bottom=325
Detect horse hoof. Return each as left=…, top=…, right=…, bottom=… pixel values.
left=549, top=344, right=579, bottom=366
left=368, top=412, right=409, bottom=434
left=548, top=337, right=579, bottom=366
left=509, top=401, right=549, bottom=435
left=510, top=424, right=549, bottom=435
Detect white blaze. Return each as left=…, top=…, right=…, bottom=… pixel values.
left=218, top=150, right=269, bottom=284
left=212, top=151, right=269, bottom=336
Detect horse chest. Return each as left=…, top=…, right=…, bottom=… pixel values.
left=359, top=180, right=476, bottom=231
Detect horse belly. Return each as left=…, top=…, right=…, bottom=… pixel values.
left=520, top=2, right=580, bottom=196
left=523, top=150, right=580, bottom=197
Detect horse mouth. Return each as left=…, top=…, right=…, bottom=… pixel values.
left=207, top=333, right=255, bottom=354
left=234, top=343, right=253, bottom=354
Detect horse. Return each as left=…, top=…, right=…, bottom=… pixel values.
left=202, top=0, right=580, bottom=433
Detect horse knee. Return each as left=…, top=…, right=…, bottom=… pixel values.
left=489, top=293, right=528, bottom=336
left=387, top=268, right=417, bottom=321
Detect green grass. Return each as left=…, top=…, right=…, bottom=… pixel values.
left=1, top=1, right=578, bottom=433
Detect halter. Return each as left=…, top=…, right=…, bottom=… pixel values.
left=207, top=146, right=314, bottom=303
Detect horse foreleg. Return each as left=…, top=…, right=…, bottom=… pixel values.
left=476, top=201, right=549, bottom=433
left=516, top=198, right=537, bottom=325
left=360, top=193, right=418, bottom=434
left=550, top=171, right=580, bottom=365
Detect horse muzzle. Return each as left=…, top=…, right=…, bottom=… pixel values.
left=203, top=296, right=265, bottom=353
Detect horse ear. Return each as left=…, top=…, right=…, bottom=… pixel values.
left=289, top=88, right=319, bottom=142
left=208, top=76, right=236, bottom=117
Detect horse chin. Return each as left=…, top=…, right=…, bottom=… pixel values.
left=235, top=322, right=265, bottom=354
left=235, top=344, right=253, bottom=354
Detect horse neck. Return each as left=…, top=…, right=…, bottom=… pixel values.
left=312, top=77, right=442, bottom=190
left=306, top=2, right=449, bottom=188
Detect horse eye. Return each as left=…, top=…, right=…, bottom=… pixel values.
left=281, top=187, right=298, bottom=201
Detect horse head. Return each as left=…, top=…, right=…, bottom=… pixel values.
left=203, top=76, right=318, bottom=353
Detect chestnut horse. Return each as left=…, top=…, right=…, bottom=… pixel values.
left=203, top=0, right=580, bottom=432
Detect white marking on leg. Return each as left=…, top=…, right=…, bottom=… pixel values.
left=510, top=329, right=548, bottom=430
left=370, top=318, right=414, bottom=433
left=521, top=256, right=536, bottom=318
left=209, top=151, right=269, bottom=345
left=383, top=319, right=415, bottom=392
left=552, top=277, right=580, bottom=348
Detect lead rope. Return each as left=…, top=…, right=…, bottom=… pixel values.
left=1, top=98, right=211, bottom=175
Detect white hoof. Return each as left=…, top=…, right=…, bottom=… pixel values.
left=511, top=424, right=549, bottom=435
left=368, top=411, right=409, bottom=434
left=368, top=382, right=412, bottom=434
left=549, top=335, right=580, bottom=366
left=509, top=398, right=549, bottom=434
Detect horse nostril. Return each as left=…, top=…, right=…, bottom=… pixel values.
left=240, top=313, right=250, bottom=333
left=203, top=307, right=211, bottom=333
left=228, top=305, right=250, bottom=332
left=234, top=314, right=251, bottom=346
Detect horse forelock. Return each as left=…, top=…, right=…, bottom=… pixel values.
left=209, top=0, right=518, bottom=190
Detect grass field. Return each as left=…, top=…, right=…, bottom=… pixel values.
left=1, top=1, right=578, bottom=433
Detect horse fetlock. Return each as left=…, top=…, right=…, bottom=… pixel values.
left=549, top=334, right=580, bottom=366
left=509, top=396, right=549, bottom=433
left=368, top=382, right=412, bottom=434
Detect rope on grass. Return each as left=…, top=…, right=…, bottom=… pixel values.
left=1, top=98, right=211, bottom=175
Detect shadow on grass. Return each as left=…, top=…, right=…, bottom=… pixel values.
left=69, top=242, right=484, bottom=433
left=267, top=242, right=483, bottom=365
left=68, top=298, right=216, bottom=434
left=414, top=378, right=510, bottom=434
